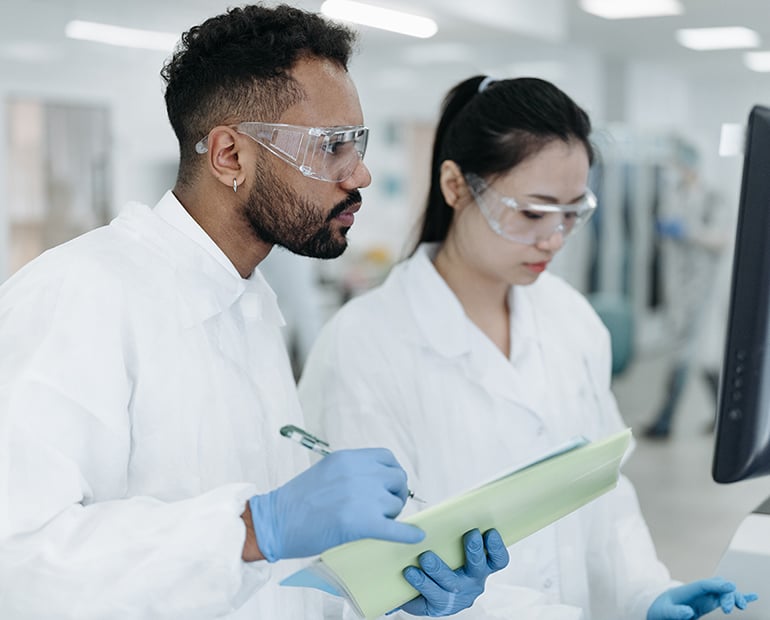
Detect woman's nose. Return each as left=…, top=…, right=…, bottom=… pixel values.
left=534, top=228, right=565, bottom=252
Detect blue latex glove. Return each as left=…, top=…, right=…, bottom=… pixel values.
left=398, top=528, right=510, bottom=617
left=647, top=578, right=758, bottom=619
left=249, top=448, right=425, bottom=562
left=656, top=217, right=687, bottom=240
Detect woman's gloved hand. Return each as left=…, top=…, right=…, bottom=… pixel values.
left=249, top=448, right=425, bottom=562
left=647, top=578, right=758, bottom=619
left=398, top=528, right=510, bottom=617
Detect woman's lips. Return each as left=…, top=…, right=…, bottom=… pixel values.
left=524, top=261, right=549, bottom=274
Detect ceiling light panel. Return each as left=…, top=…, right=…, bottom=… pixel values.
left=744, top=51, right=770, bottom=72
left=580, top=0, right=683, bottom=20
left=320, top=0, right=438, bottom=38
left=676, top=27, right=760, bottom=51
left=65, top=20, right=179, bottom=52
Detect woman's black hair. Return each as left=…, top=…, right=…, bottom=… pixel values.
left=412, top=75, right=594, bottom=251
left=161, top=4, right=357, bottom=187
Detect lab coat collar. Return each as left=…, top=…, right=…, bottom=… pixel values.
left=404, top=244, right=540, bottom=358
left=151, top=191, right=285, bottom=328
left=404, top=243, right=547, bottom=417
left=403, top=244, right=471, bottom=358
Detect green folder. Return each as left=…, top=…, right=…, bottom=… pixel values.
left=282, top=428, right=632, bottom=619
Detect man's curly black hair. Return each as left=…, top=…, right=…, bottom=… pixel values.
left=161, top=4, right=357, bottom=187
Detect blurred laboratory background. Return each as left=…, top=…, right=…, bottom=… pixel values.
left=2, top=0, right=770, bottom=585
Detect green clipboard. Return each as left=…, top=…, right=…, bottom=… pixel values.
left=282, top=428, right=632, bottom=618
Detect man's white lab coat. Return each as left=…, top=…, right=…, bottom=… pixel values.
left=299, top=244, right=676, bottom=620
left=0, top=191, right=322, bottom=619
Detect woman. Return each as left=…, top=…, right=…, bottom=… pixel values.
left=298, top=76, right=754, bottom=619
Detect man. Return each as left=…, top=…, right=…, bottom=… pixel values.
left=0, top=5, right=507, bottom=619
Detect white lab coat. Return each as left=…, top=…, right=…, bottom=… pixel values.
left=259, top=249, right=327, bottom=373
left=0, top=191, right=323, bottom=619
left=299, top=243, right=676, bottom=620
left=659, top=174, right=731, bottom=360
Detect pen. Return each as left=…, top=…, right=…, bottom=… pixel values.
left=280, top=424, right=426, bottom=503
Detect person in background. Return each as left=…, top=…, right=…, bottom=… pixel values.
left=0, top=7, right=508, bottom=619
left=298, top=75, right=756, bottom=620
left=644, top=143, right=733, bottom=439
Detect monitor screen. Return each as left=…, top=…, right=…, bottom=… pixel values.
left=713, top=104, right=770, bottom=483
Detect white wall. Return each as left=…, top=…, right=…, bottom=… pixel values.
left=0, top=47, right=179, bottom=279
left=689, top=75, right=770, bottom=211
left=0, top=97, right=7, bottom=279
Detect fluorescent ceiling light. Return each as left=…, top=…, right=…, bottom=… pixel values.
left=719, top=123, right=745, bottom=157
left=321, top=0, right=437, bottom=38
left=65, top=20, right=179, bottom=52
left=580, top=0, right=683, bottom=19
left=676, top=27, right=760, bottom=51
left=744, top=51, right=770, bottom=72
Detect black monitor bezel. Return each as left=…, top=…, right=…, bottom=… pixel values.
left=712, top=104, right=770, bottom=483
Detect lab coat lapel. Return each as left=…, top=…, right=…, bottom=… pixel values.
left=466, top=342, right=545, bottom=415
left=527, top=277, right=600, bottom=441
left=405, top=245, right=546, bottom=417
left=170, top=263, right=286, bottom=380
left=239, top=268, right=285, bottom=326
left=403, top=245, right=470, bottom=359
left=144, top=192, right=286, bottom=329
left=467, top=285, right=547, bottom=416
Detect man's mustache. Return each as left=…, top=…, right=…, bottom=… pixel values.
left=326, top=190, right=362, bottom=222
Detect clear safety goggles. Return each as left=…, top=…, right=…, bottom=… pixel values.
left=195, top=122, right=369, bottom=183
left=465, top=172, right=597, bottom=245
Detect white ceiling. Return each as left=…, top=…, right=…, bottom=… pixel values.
left=2, top=0, right=770, bottom=84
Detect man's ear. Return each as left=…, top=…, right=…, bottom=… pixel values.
left=204, top=126, right=247, bottom=191
left=439, top=160, right=471, bottom=209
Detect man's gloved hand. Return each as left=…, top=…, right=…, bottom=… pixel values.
left=647, top=578, right=758, bottom=619
left=249, top=448, right=425, bottom=562
left=398, top=528, right=509, bottom=617
left=656, top=217, right=688, bottom=240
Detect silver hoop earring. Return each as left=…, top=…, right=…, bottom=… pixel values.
left=233, top=178, right=238, bottom=193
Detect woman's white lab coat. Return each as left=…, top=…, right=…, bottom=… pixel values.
left=299, top=243, right=676, bottom=620
left=0, top=192, right=322, bottom=619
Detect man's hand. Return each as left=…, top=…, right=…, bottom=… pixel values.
left=247, top=448, right=424, bottom=562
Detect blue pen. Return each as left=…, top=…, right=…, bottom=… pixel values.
left=280, top=424, right=426, bottom=503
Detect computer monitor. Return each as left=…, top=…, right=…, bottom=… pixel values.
left=712, top=104, right=770, bottom=483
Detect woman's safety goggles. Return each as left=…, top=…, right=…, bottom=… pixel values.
left=195, top=122, right=369, bottom=183
left=465, top=173, right=597, bottom=245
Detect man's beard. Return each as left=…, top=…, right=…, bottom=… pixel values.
left=243, top=161, right=361, bottom=259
